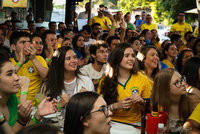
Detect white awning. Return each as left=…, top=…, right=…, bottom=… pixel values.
left=185, top=8, right=198, bottom=14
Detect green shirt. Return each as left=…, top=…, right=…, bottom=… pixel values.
left=127, top=23, right=135, bottom=30
left=0, top=94, right=19, bottom=134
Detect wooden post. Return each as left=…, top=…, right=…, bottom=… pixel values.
left=87, top=0, right=92, bottom=23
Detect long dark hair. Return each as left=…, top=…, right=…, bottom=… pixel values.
left=193, top=38, right=200, bottom=56
left=72, top=34, right=86, bottom=58
left=64, top=91, right=99, bottom=134
left=176, top=49, right=193, bottom=73
left=160, top=43, right=174, bottom=61
left=151, top=68, right=190, bottom=121
left=182, top=57, right=200, bottom=89
left=138, top=45, right=160, bottom=79
left=45, top=46, right=79, bottom=99
left=100, top=43, right=138, bottom=105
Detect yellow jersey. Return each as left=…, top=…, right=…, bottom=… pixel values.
left=98, top=72, right=151, bottom=123
left=10, top=56, right=48, bottom=105
left=170, top=22, right=193, bottom=43
left=194, top=26, right=199, bottom=38
left=89, top=16, right=112, bottom=31
left=161, top=59, right=175, bottom=69
left=141, top=23, right=158, bottom=31
left=188, top=103, right=200, bottom=124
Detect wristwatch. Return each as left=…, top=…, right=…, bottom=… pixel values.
left=0, top=113, right=6, bottom=126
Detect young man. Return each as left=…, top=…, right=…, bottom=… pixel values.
left=81, top=25, right=95, bottom=47
left=170, top=33, right=185, bottom=51
left=10, top=31, right=48, bottom=105
left=106, top=36, right=120, bottom=53
left=170, top=11, right=193, bottom=43
left=141, top=14, right=158, bottom=31
left=80, top=41, right=108, bottom=90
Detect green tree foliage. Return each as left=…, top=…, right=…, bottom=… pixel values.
left=118, top=0, right=197, bottom=24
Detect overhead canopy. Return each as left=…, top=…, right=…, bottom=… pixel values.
left=185, top=8, right=198, bottom=14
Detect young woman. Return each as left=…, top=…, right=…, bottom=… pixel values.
left=151, top=29, right=161, bottom=50
left=182, top=57, right=200, bottom=112
left=176, top=49, right=193, bottom=73
left=151, top=68, right=190, bottom=133
left=64, top=91, right=112, bottom=134
left=138, top=45, right=160, bottom=87
left=72, top=35, right=89, bottom=66
left=30, top=34, right=44, bottom=55
left=98, top=43, right=151, bottom=125
left=45, top=46, right=94, bottom=108
left=115, top=11, right=127, bottom=29
left=0, top=58, right=57, bottom=133
left=161, top=43, right=178, bottom=69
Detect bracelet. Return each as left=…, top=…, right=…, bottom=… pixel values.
left=111, top=26, right=116, bottom=29
left=45, top=58, right=51, bottom=62
left=57, top=103, right=61, bottom=110
left=16, top=62, right=22, bottom=67
left=32, top=116, right=39, bottom=124
left=0, top=114, right=6, bottom=126
left=86, top=56, right=90, bottom=59
left=17, top=119, right=26, bottom=126
left=20, top=91, right=28, bottom=95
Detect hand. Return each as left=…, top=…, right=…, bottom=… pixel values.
left=116, top=97, right=132, bottom=109
left=18, top=49, right=25, bottom=65
left=18, top=100, right=32, bottom=124
left=80, top=86, right=87, bottom=92
left=130, top=93, right=144, bottom=104
left=59, top=94, right=70, bottom=108
left=19, top=76, right=30, bottom=92
left=45, top=45, right=53, bottom=59
left=27, top=44, right=37, bottom=60
left=35, top=97, right=57, bottom=120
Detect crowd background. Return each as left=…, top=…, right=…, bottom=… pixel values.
left=0, top=2, right=200, bottom=134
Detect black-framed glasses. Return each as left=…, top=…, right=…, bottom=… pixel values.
left=172, top=76, right=186, bottom=88
left=90, top=105, right=110, bottom=117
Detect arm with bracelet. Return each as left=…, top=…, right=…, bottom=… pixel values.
left=19, top=76, right=30, bottom=104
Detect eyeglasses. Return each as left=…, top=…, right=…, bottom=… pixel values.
left=90, top=105, right=110, bottom=117
left=178, top=15, right=185, bottom=17
left=135, top=41, right=141, bottom=46
left=172, top=76, right=186, bottom=88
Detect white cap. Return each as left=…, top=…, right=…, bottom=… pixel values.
left=158, top=123, right=164, bottom=128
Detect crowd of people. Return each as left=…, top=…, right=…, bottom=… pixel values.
left=0, top=2, right=200, bottom=134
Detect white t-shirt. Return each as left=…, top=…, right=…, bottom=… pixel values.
left=84, top=38, right=96, bottom=47
left=80, top=63, right=106, bottom=80
left=78, top=12, right=95, bottom=19
left=62, top=74, right=94, bottom=96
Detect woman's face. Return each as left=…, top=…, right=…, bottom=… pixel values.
left=85, top=96, right=112, bottom=134
left=170, top=71, right=186, bottom=96
left=144, top=48, right=159, bottom=70
left=76, top=36, right=85, bottom=48
left=64, top=50, right=78, bottom=72
left=119, top=47, right=135, bottom=71
left=144, top=31, right=151, bottom=41
left=181, top=51, right=193, bottom=66
left=165, top=45, right=178, bottom=58
left=32, top=36, right=43, bottom=55
left=0, top=62, right=19, bottom=94
left=132, top=40, right=141, bottom=52
left=127, top=30, right=133, bottom=38
left=117, top=11, right=123, bottom=20
left=62, top=40, right=72, bottom=48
